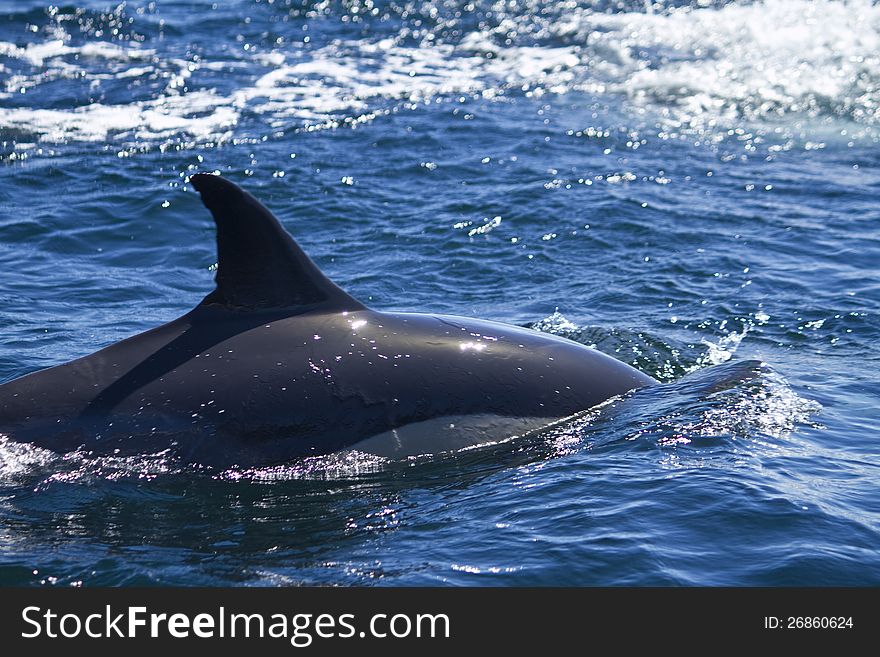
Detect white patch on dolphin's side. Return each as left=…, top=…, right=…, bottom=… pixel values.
left=349, top=414, right=555, bottom=458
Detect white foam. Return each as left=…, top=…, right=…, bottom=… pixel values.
left=220, top=451, right=391, bottom=481
left=0, top=38, right=153, bottom=66
left=0, top=92, right=237, bottom=143
left=0, top=435, right=57, bottom=480
left=692, top=326, right=750, bottom=370
left=559, top=0, right=880, bottom=130
left=531, top=309, right=580, bottom=334
left=2, top=1, right=878, bottom=148
left=693, top=368, right=822, bottom=441
left=0, top=25, right=583, bottom=144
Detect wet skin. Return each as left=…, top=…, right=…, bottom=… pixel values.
left=0, top=175, right=656, bottom=466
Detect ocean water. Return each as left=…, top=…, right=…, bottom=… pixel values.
left=0, top=0, right=878, bottom=586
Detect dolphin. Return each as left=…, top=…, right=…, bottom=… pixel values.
left=0, top=174, right=656, bottom=466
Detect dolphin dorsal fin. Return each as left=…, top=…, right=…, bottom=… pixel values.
left=190, top=173, right=364, bottom=312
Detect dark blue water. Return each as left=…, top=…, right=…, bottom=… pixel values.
left=0, top=0, right=878, bottom=586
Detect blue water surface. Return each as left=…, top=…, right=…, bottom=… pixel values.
left=0, top=0, right=878, bottom=586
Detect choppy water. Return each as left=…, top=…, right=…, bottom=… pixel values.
left=0, top=0, right=878, bottom=586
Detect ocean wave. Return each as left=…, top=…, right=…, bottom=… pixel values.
left=563, top=0, right=880, bottom=131
left=2, top=1, right=877, bottom=153
left=0, top=92, right=236, bottom=143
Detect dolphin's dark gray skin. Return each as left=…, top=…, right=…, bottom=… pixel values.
left=0, top=174, right=656, bottom=466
